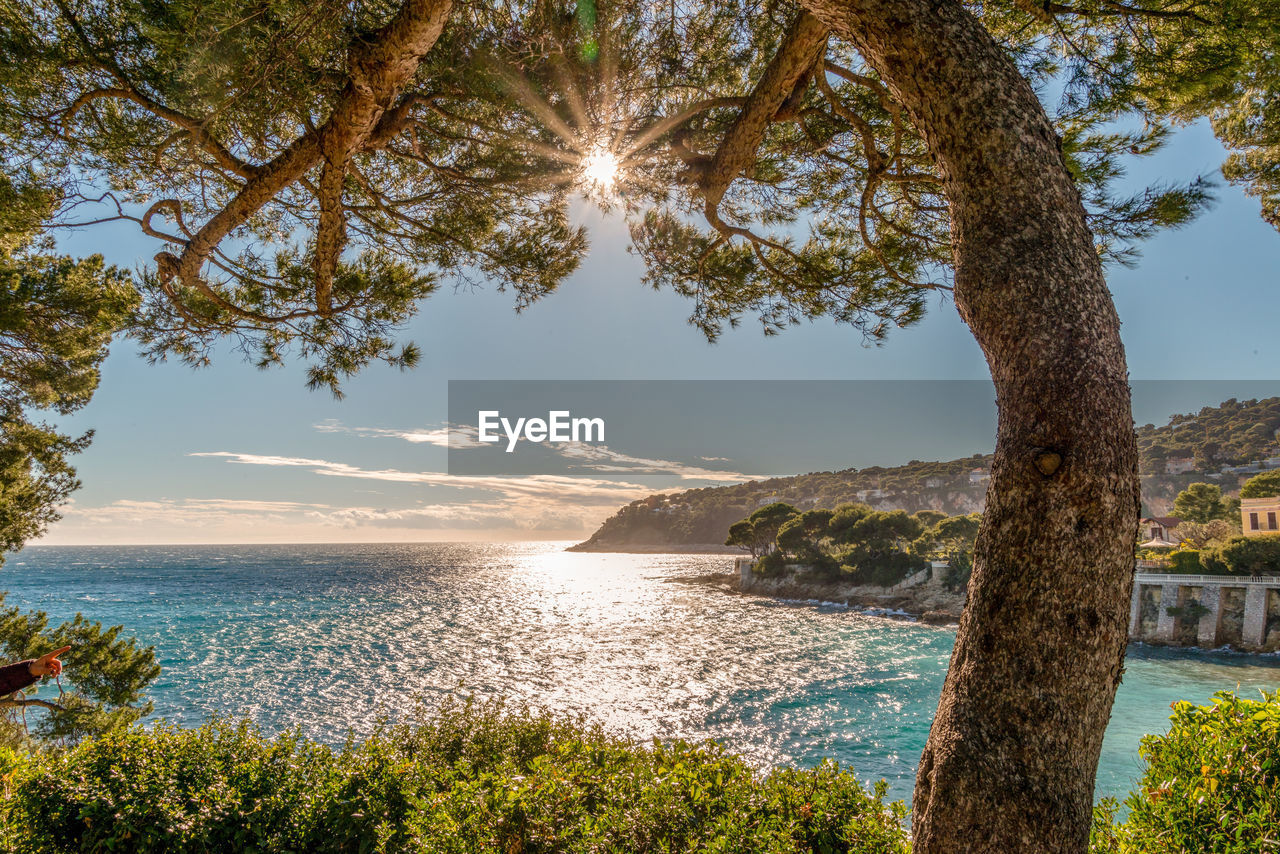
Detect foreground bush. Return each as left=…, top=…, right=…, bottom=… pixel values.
left=0, top=697, right=908, bottom=853
left=1091, top=691, right=1280, bottom=854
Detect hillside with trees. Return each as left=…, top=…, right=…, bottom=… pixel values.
left=570, top=455, right=993, bottom=551
left=1138, top=397, right=1280, bottom=473
left=574, top=398, right=1280, bottom=552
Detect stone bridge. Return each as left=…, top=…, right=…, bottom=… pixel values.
left=1130, top=572, right=1280, bottom=652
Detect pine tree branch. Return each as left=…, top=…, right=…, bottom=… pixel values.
left=1, top=696, right=67, bottom=712
left=60, top=88, right=259, bottom=179
left=700, top=12, right=830, bottom=211
left=153, top=0, right=455, bottom=313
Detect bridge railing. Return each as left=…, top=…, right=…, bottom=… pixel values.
left=1134, top=572, right=1280, bottom=587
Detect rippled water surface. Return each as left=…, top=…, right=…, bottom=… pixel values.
left=5, top=543, right=1278, bottom=804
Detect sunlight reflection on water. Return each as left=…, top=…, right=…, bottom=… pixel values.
left=8, top=542, right=1278, bottom=805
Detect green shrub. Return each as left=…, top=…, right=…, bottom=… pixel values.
left=1168, top=549, right=1203, bottom=574
left=838, top=552, right=926, bottom=588
left=1165, top=600, right=1210, bottom=622
left=1240, top=470, right=1280, bottom=499
left=1092, top=691, right=1280, bottom=853
left=752, top=551, right=789, bottom=577
left=1201, top=535, right=1280, bottom=575
left=1, top=697, right=909, bottom=854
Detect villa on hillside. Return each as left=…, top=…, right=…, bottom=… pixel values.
left=1139, top=516, right=1183, bottom=548
left=968, top=468, right=990, bottom=485
left=1242, top=497, right=1280, bottom=537
left=1164, top=457, right=1196, bottom=475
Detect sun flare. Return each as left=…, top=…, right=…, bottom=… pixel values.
left=580, top=146, right=620, bottom=195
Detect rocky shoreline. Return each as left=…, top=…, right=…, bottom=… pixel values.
left=567, top=542, right=741, bottom=554
left=671, top=568, right=966, bottom=626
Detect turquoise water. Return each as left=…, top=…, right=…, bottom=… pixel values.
left=4, top=542, right=1277, bottom=805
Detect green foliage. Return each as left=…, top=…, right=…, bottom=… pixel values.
left=1175, top=519, right=1240, bottom=550
left=911, top=510, right=948, bottom=528
left=1, top=697, right=910, bottom=854
left=1, top=0, right=1248, bottom=378
left=1173, top=483, right=1236, bottom=523
left=1165, top=600, right=1210, bottom=622
left=733, top=501, right=945, bottom=587
left=0, top=173, right=138, bottom=564
left=0, top=0, right=591, bottom=394
left=1107, top=1, right=1280, bottom=232
left=0, top=593, right=159, bottom=749
left=1168, top=549, right=1203, bottom=574
left=838, top=552, right=927, bottom=588
left=1241, top=470, right=1280, bottom=499
left=752, top=550, right=789, bottom=578
left=776, top=508, right=835, bottom=560
left=911, top=514, right=980, bottom=559
left=1200, top=535, right=1280, bottom=576
left=724, top=502, right=799, bottom=558
left=1137, top=398, right=1280, bottom=473
left=1090, top=691, right=1280, bottom=854
left=827, top=509, right=928, bottom=585
left=582, top=397, right=1277, bottom=552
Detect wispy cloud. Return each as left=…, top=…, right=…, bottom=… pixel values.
left=51, top=492, right=618, bottom=542
left=188, top=452, right=653, bottom=504
left=313, top=420, right=756, bottom=482
left=58, top=497, right=332, bottom=528
left=553, top=443, right=754, bottom=482
left=313, top=420, right=483, bottom=448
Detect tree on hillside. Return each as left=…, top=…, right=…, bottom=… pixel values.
left=1241, top=470, right=1280, bottom=499
left=1137, top=398, right=1280, bottom=467
left=1173, top=482, right=1237, bottom=523
left=5, top=0, right=1278, bottom=848
left=912, top=510, right=948, bottom=529
left=913, top=514, right=981, bottom=560
left=1175, top=519, right=1239, bottom=550
left=832, top=509, right=928, bottom=585
left=1202, top=535, right=1280, bottom=576
left=725, top=502, right=799, bottom=557
left=776, top=508, right=834, bottom=560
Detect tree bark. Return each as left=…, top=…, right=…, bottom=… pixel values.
left=799, top=1, right=1140, bottom=851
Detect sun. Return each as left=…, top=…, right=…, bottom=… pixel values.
left=579, top=145, right=620, bottom=196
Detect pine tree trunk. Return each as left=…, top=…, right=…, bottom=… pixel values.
left=800, top=1, right=1141, bottom=850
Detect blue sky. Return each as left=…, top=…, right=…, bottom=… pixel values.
left=34, top=119, right=1280, bottom=545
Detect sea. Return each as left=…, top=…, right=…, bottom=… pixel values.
left=4, top=542, right=1277, bottom=806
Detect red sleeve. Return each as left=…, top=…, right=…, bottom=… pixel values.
left=0, top=660, right=38, bottom=696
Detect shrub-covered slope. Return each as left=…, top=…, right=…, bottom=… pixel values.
left=575, top=398, right=1280, bottom=552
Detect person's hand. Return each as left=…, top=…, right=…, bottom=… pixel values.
left=28, top=646, right=71, bottom=679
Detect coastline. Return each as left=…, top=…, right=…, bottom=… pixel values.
left=679, top=567, right=1280, bottom=658
left=566, top=542, right=742, bottom=554
left=671, top=567, right=967, bottom=626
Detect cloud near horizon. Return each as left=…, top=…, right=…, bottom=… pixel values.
left=41, top=425, right=764, bottom=544
left=313, top=420, right=485, bottom=448
left=187, top=451, right=659, bottom=503
left=313, top=419, right=757, bottom=482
